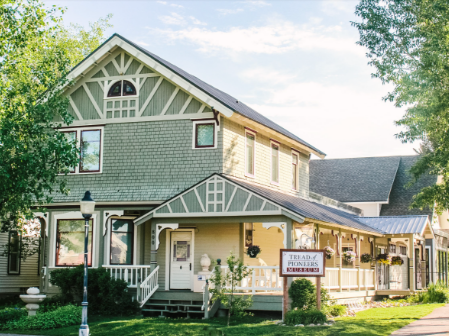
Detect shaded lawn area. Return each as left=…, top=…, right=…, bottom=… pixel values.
left=2, top=304, right=443, bottom=336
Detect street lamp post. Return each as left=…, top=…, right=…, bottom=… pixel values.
left=79, top=191, right=95, bottom=336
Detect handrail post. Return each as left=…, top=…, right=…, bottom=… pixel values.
left=137, top=276, right=141, bottom=303
left=204, top=280, right=210, bottom=319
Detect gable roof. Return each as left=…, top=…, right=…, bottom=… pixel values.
left=358, top=215, right=431, bottom=236
left=379, top=156, right=437, bottom=217
left=134, top=173, right=384, bottom=236
left=309, top=156, right=400, bottom=202
left=68, top=33, right=325, bottom=158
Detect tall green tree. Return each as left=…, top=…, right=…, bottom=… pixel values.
left=352, top=0, right=449, bottom=212
left=0, top=0, right=111, bottom=238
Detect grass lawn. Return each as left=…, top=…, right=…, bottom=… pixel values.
left=1, top=304, right=443, bottom=336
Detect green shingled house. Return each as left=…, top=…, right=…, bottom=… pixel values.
left=3, top=34, right=445, bottom=315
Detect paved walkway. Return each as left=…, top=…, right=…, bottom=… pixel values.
left=391, top=304, right=449, bottom=336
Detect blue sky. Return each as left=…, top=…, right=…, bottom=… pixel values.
left=45, top=0, right=417, bottom=159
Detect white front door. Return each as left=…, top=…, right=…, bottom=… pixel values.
left=170, top=231, right=193, bottom=289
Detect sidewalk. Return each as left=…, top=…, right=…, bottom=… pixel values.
left=391, top=304, right=449, bottom=336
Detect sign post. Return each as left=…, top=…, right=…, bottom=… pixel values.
left=280, top=249, right=326, bottom=320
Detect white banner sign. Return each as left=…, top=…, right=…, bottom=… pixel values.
left=280, top=249, right=325, bottom=277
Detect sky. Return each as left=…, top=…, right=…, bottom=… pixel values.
left=44, top=0, right=418, bottom=159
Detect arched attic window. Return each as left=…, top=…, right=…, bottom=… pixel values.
left=107, top=80, right=136, bottom=97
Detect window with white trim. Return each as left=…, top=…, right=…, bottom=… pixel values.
left=60, top=127, right=103, bottom=174
left=245, top=130, right=256, bottom=176
left=292, top=152, right=298, bottom=190
left=7, top=231, right=21, bottom=275
left=56, top=219, right=93, bottom=267
left=244, top=223, right=254, bottom=248
left=193, top=121, right=216, bottom=148
left=271, top=141, right=280, bottom=184
left=110, top=219, right=134, bottom=265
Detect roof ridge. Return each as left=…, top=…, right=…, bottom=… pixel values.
left=310, top=155, right=417, bottom=161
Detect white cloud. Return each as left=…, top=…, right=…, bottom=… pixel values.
left=148, top=21, right=362, bottom=56
left=241, top=68, right=297, bottom=84
left=190, top=16, right=207, bottom=26
left=217, top=8, right=244, bottom=15
left=157, top=1, right=167, bottom=4
left=157, top=1, right=184, bottom=8
left=244, top=0, right=271, bottom=7
left=321, top=1, right=357, bottom=15
left=170, top=3, right=184, bottom=8
left=159, top=12, right=186, bottom=25
left=134, top=40, right=149, bottom=47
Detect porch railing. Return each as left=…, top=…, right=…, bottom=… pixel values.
left=220, top=266, right=283, bottom=293
left=139, top=266, right=159, bottom=307
left=103, top=265, right=152, bottom=288
left=322, top=267, right=339, bottom=289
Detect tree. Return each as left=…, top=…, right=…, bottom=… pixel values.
left=0, top=1, right=111, bottom=248
left=210, top=253, right=252, bottom=327
left=352, top=0, right=449, bottom=212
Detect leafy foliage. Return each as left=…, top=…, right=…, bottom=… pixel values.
left=361, top=253, right=374, bottom=263
left=421, top=282, right=449, bottom=304
left=49, top=265, right=139, bottom=315
left=325, top=304, right=347, bottom=317
left=352, top=0, right=449, bottom=211
left=2, top=305, right=81, bottom=330
left=0, top=0, right=111, bottom=241
left=210, top=253, right=253, bottom=327
left=284, top=308, right=327, bottom=325
left=288, top=278, right=331, bottom=310
left=0, top=307, right=27, bottom=325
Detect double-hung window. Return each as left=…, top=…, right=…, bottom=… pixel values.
left=7, top=231, right=21, bottom=275
left=245, top=130, right=256, bottom=177
left=292, top=152, right=298, bottom=190
left=56, top=219, right=93, bottom=267
left=110, top=219, right=134, bottom=265
left=271, top=141, right=280, bottom=184
left=60, top=127, right=103, bottom=174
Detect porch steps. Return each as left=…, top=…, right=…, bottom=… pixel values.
left=142, top=291, right=205, bottom=318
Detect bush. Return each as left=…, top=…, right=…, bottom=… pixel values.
left=288, top=278, right=331, bottom=310
left=2, top=305, right=81, bottom=330
left=285, top=308, right=327, bottom=325
left=39, top=295, right=64, bottom=313
left=0, top=307, right=27, bottom=325
left=325, top=304, right=347, bottom=317
left=422, top=282, right=449, bottom=304
left=50, top=265, right=139, bottom=315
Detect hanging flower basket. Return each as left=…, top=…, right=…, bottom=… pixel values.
left=361, top=253, right=374, bottom=263
left=323, top=246, right=335, bottom=259
left=342, top=250, right=356, bottom=263
left=246, top=245, right=261, bottom=258
left=391, top=256, right=404, bottom=266
left=376, top=253, right=391, bottom=265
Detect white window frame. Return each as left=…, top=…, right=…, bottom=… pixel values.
left=59, top=126, right=104, bottom=174
left=108, top=217, right=137, bottom=266
left=192, top=120, right=218, bottom=149
left=245, top=129, right=256, bottom=178
left=104, top=79, right=139, bottom=100
left=270, top=140, right=280, bottom=186
left=291, top=150, right=299, bottom=191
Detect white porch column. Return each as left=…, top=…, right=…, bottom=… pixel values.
left=409, top=234, right=415, bottom=291
left=338, top=230, right=343, bottom=292
left=150, top=223, right=179, bottom=272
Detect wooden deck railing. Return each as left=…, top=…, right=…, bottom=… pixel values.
left=103, top=265, right=152, bottom=288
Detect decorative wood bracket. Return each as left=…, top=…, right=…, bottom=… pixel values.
left=154, top=223, right=179, bottom=250
left=103, top=210, right=124, bottom=236
left=262, top=222, right=286, bottom=248
left=331, top=230, right=340, bottom=256
left=351, top=234, right=358, bottom=257
left=33, top=212, right=49, bottom=237
left=212, top=108, right=220, bottom=126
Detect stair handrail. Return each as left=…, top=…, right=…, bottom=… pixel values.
left=139, top=265, right=159, bottom=307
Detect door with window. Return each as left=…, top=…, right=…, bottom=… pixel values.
left=378, top=248, right=389, bottom=290
left=170, top=231, right=193, bottom=289
left=415, top=248, right=422, bottom=289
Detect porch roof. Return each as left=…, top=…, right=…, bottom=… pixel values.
left=357, top=215, right=431, bottom=236
left=134, top=173, right=384, bottom=236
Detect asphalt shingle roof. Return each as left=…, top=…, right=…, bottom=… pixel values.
left=309, top=156, right=400, bottom=202
left=224, top=175, right=384, bottom=234
left=358, top=216, right=429, bottom=235
left=70, top=34, right=325, bottom=157
left=380, top=156, right=437, bottom=217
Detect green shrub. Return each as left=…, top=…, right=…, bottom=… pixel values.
left=39, top=295, right=64, bottom=313
left=325, top=304, right=347, bottom=317
left=422, top=282, right=449, bottom=304
left=288, top=278, right=331, bottom=310
left=285, top=308, right=327, bottom=325
left=2, top=305, right=81, bottom=330
left=0, top=307, right=27, bottom=324
left=50, top=265, right=139, bottom=315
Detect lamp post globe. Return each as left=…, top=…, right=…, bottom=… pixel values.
left=79, top=191, right=95, bottom=336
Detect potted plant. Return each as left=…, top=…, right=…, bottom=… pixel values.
left=342, top=250, right=356, bottom=263
left=376, top=253, right=391, bottom=265
left=361, top=253, right=373, bottom=263
left=391, top=256, right=404, bottom=266
left=323, top=246, right=335, bottom=259
left=247, top=245, right=261, bottom=258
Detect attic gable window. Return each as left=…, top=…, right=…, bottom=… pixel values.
left=192, top=120, right=217, bottom=149
left=107, top=80, right=136, bottom=97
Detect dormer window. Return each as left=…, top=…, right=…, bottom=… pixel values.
left=107, top=80, right=136, bottom=97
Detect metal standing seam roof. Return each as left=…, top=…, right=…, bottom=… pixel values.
left=223, top=175, right=384, bottom=234
left=68, top=33, right=325, bottom=157
left=309, top=156, right=400, bottom=203
left=357, top=216, right=429, bottom=235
